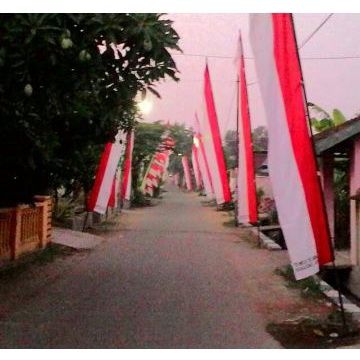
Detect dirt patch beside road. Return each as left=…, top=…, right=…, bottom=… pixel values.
left=233, top=226, right=360, bottom=348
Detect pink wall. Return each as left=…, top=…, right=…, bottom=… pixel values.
left=350, top=137, right=360, bottom=265
left=321, top=156, right=335, bottom=242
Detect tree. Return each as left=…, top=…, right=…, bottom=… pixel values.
left=131, top=122, right=192, bottom=203
left=252, top=126, right=268, bottom=151
left=132, top=121, right=167, bottom=193
left=167, top=123, right=193, bottom=178
left=0, top=14, right=180, bottom=206
left=223, top=130, right=237, bottom=169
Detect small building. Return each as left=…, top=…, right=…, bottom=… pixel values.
left=314, top=116, right=360, bottom=266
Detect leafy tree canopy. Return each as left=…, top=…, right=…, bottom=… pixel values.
left=0, top=13, right=180, bottom=206
left=223, top=130, right=237, bottom=169
left=252, top=126, right=268, bottom=151
left=167, top=123, right=193, bottom=176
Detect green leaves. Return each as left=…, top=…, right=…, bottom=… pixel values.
left=308, top=103, right=347, bottom=133
left=332, top=109, right=346, bottom=126
left=0, top=13, right=181, bottom=206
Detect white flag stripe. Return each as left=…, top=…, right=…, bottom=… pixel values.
left=192, top=149, right=202, bottom=189
left=196, top=140, right=214, bottom=199
left=199, top=101, right=226, bottom=204
left=149, top=168, right=161, bottom=177
left=237, top=111, right=250, bottom=222
left=250, top=14, right=319, bottom=279
left=182, top=156, right=192, bottom=191
left=124, top=131, right=134, bottom=201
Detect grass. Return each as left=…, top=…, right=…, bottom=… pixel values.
left=275, top=264, right=324, bottom=299
left=222, top=218, right=237, bottom=228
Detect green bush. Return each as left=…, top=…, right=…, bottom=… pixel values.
left=53, top=199, right=75, bottom=222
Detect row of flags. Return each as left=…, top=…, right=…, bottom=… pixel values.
left=86, top=13, right=334, bottom=281
left=188, top=14, right=333, bottom=280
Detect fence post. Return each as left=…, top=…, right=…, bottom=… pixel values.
left=11, top=205, right=26, bottom=260
left=34, top=196, right=52, bottom=248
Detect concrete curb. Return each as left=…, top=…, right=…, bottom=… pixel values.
left=245, top=224, right=360, bottom=319
left=52, top=227, right=104, bottom=250
left=246, top=224, right=282, bottom=251
left=317, top=277, right=360, bottom=318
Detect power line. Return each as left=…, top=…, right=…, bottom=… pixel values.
left=170, top=52, right=237, bottom=60
left=171, top=50, right=360, bottom=61
left=298, top=14, right=334, bottom=50
left=302, top=55, right=360, bottom=60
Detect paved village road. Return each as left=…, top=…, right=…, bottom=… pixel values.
left=0, top=185, right=322, bottom=348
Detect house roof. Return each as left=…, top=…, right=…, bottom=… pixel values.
left=314, top=116, right=360, bottom=155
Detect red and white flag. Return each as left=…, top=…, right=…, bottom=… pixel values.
left=250, top=14, right=333, bottom=279
left=141, top=151, right=170, bottom=195
left=121, top=130, right=134, bottom=201
left=199, top=65, right=231, bottom=205
left=88, top=130, right=126, bottom=214
left=192, top=143, right=202, bottom=190
left=236, top=32, right=258, bottom=225
left=182, top=156, right=193, bottom=191
left=194, top=113, right=214, bottom=199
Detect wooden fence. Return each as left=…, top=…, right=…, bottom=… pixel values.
left=0, top=196, right=52, bottom=261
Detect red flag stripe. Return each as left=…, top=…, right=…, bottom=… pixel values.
left=108, top=177, right=116, bottom=208
left=238, top=33, right=258, bottom=224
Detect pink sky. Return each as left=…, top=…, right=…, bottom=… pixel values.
left=142, top=13, right=360, bottom=136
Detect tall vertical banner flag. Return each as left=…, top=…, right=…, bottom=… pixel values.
left=141, top=152, right=169, bottom=195
left=194, top=113, right=214, bottom=200
left=237, top=33, right=258, bottom=224
left=201, top=65, right=231, bottom=205
left=182, top=156, right=193, bottom=191
left=192, top=142, right=202, bottom=190
left=121, top=130, right=135, bottom=201
left=88, top=130, right=126, bottom=214
left=250, top=14, right=333, bottom=279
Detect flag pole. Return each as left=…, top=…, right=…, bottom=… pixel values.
left=235, top=74, right=240, bottom=227
left=290, top=14, right=347, bottom=329
left=82, top=211, right=89, bottom=232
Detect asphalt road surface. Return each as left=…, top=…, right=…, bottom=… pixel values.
left=0, top=185, right=284, bottom=348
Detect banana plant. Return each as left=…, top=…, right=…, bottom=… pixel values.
left=308, top=102, right=347, bottom=133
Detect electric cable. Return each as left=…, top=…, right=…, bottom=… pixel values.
left=298, top=13, right=334, bottom=50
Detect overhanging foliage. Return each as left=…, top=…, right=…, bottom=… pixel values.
left=0, top=14, right=180, bottom=206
